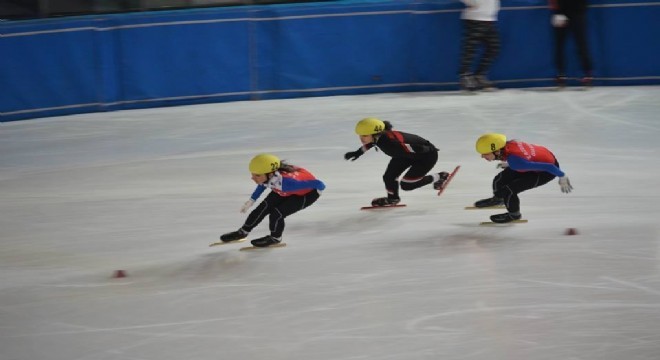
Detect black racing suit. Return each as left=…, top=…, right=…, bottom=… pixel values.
left=356, top=130, right=439, bottom=199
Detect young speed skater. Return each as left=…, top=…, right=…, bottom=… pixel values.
left=219, top=153, right=325, bottom=247
left=344, top=117, right=450, bottom=207
left=474, top=133, right=573, bottom=223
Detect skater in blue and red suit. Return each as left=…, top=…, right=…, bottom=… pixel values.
left=474, top=133, right=573, bottom=223
left=219, top=153, right=325, bottom=247
left=344, top=117, right=450, bottom=207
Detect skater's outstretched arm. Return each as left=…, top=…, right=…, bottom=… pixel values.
left=507, top=155, right=572, bottom=193
left=281, top=177, right=326, bottom=193
left=507, top=155, right=565, bottom=177
left=344, top=143, right=375, bottom=161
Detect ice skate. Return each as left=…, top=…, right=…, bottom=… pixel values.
left=474, top=197, right=504, bottom=208
left=460, top=73, right=479, bottom=93
left=581, top=75, right=593, bottom=88
left=432, top=172, right=450, bottom=190
left=220, top=229, right=248, bottom=242
left=474, top=74, right=496, bottom=91
left=250, top=235, right=282, bottom=248
left=371, top=196, right=401, bottom=207
left=555, top=75, right=567, bottom=89
left=489, top=212, right=522, bottom=224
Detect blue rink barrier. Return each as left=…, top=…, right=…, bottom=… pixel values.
left=1, top=0, right=659, bottom=122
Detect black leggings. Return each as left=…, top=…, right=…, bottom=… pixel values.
left=554, top=13, right=592, bottom=75
left=242, top=190, right=320, bottom=238
left=459, top=20, right=500, bottom=75
left=383, top=151, right=438, bottom=198
left=492, top=167, right=556, bottom=213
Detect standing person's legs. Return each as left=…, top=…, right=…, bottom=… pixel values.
left=459, top=20, right=480, bottom=75
left=459, top=20, right=481, bottom=90
left=554, top=25, right=569, bottom=76
left=475, top=21, right=500, bottom=77
left=570, top=13, right=593, bottom=77
left=400, top=152, right=438, bottom=191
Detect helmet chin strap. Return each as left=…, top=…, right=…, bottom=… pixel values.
left=494, top=150, right=503, bottom=161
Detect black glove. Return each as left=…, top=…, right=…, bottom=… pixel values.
left=344, top=150, right=363, bottom=161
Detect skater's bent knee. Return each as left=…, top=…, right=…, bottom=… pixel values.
left=400, top=183, right=416, bottom=191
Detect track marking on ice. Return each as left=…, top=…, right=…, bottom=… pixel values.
left=601, top=276, right=660, bottom=296
left=406, top=303, right=660, bottom=332
left=4, top=318, right=249, bottom=337
left=38, top=282, right=134, bottom=287
left=559, top=91, right=660, bottom=131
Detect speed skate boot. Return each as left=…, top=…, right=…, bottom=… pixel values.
left=220, top=228, right=248, bottom=242
left=250, top=235, right=281, bottom=248
left=490, top=212, right=522, bottom=224
left=371, top=196, right=401, bottom=207
left=474, top=197, right=504, bottom=208
left=432, top=172, right=450, bottom=190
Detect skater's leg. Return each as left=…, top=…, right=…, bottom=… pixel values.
left=492, top=167, right=516, bottom=194
left=400, top=152, right=438, bottom=191
left=269, top=191, right=321, bottom=238
left=494, top=171, right=556, bottom=213
left=478, top=168, right=523, bottom=209
left=382, top=158, right=412, bottom=199
left=242, top=192, right=285, bottom=233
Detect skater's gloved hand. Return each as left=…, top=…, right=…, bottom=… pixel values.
left=552, top=14, right=568, bottom=27
left=496, top=162, right=508, bottom=169
left=240, top=199, right=255, bottom=213
left=344, top=150, right=363, bottom=161
left=558, top=176, right=573, bottom=193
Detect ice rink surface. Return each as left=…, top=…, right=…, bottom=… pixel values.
left=1, top=86, right=659, bottom=360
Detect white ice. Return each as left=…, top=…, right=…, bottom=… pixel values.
left=1, top=86, right=659, bottom=360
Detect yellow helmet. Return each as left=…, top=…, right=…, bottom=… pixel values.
left=476, top=133, right=507, bottom=154
left=249, top=153, right=280, bottom=175
left=355, top=117, right=385, bottom=135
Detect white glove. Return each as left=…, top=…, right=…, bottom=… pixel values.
left=240, top=199, right=255, bottom=213
left=552, top=14, right=568, bottom=27
left=496, top=162, right=509, bottom=169
left=558, top=176, right=573, bottom=193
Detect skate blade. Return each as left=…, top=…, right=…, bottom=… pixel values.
left=240, top=243, right=287, bottom=251
left=465, top=205, right=505, bottom=210
left=480, top=219, right=528, bottom=225
left=437, top=165, right=461, bottom=196
left=209, top=238, right=247, bottom=247
left=360, top=204, right=407, bottom=210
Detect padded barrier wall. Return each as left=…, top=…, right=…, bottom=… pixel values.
left=1, top=0, right=659, bottom=121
